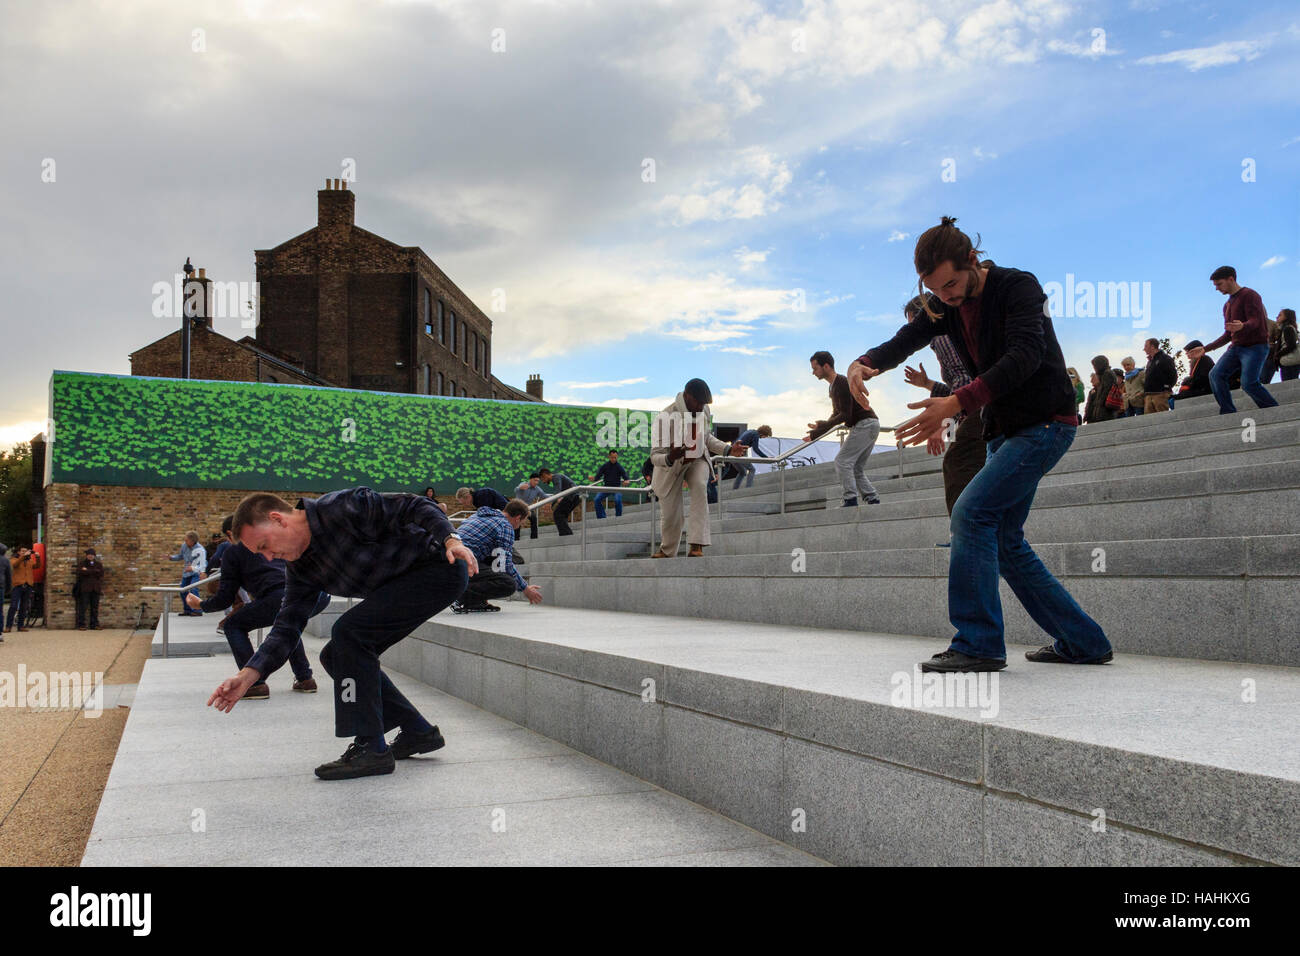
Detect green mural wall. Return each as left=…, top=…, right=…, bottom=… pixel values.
left=48, top=372, right=653, bottom=495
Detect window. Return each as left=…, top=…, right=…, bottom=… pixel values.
left=422, top=364, right=430, bottom=394
left=448, top=378, right=455, bottom=396
left=460, top=386, right=467, bottom=397
left=423, top=289, right=432, bottom=336
left=478, top=338, right=485, bottom=376
left=463, top=327, right=470, bottom=363
left=436, top=371, right=443, bottom=395
left=438, top=300, right=446, bottom=344
left=450, top=312, right=457, bottom=354
left=472, top=331, right=480, bottom=371
left=484, top=342, right=489, bottom=378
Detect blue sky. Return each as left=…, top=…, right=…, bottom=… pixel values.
left=1, top=0, right=1297, bottom=445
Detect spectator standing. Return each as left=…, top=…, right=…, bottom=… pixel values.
left=538, top=469, right=580, bottom=536
left=1066, top=367, right=1085, bottom=418
left=167, top=532, right=206, bottom=616
left=1204, top=266, right=1278, bottom=414
left=589, top=450, right=630, bottom=519
left=1120, top=356, right=1145, bottom=417
left=1089, top=355, right=1119, bottom=422
left=75, top=548, right=104, bottom=630
left=1141, top=338, right=1178, bottom=413
left=1175, top=340, right=1215, bottom=401
left=1261, top=312, right=1282, bottom=384
left=514, top=473, right=545, bottom=539
left=901, top=294, right=987, bottom=516
left=6, top=545, right=42, bottom=632
left=452, top=500, right=544, bottom=612
left=806, top=350, right=882, bottom=507
left=0, top=544, right=10, bottom=638
left=1269, top=309, right=1299, bottom=382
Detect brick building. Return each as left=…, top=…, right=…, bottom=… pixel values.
left=131, top=180, right=543, bottom=402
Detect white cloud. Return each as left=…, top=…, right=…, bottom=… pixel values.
left=0, top=419, right=47, bottom=450
left=718, top=345, right=782, bottom=356
left=973, top=146, right=999, bottom=160
left=734, top=246, right=771, bottom=272
left=557, top=377, right=650, bottom=390
left=887, top=230, right=911, bottom=243
left=1261, top=255, right=1286, bottom=269
left=1136, top=39, right=1267, bottom=71
left=658, top=147, right=793, bottom=225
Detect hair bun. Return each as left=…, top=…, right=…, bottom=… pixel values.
left=940, top=216, right=958, bottom=227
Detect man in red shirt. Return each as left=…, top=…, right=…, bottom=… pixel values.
left=1203, top=266, right=1278, bottom=414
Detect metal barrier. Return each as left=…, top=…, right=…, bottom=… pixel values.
left=140, top=571, right=222, bottom=659
left=524, top=483, right=656, bottom=560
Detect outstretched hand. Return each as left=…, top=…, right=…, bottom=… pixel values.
left=894, top=395, right=962, bottom=448
left=847, top=361, right=878, bottom=410
left=208, top=668, right=261, bottom=712
left=903, top=362, right=931, bottom=390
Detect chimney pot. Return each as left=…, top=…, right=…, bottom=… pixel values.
left=197, top=267, right=206, bottom=279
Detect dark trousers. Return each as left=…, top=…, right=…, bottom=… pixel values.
left=76, top=589, right=100, bottom=627
left=527, top=511, right=538, bottom=538
left=225, top=591, right=327, bottom=683
left=942, top=413, right=988, bottom=516
left=5, top=584, right=32, bottom=628
left=552, top=495, right=579, bottom=535
left=318, top=558, right=467, bottom=738
left=462, top=570, right=518, bottom=607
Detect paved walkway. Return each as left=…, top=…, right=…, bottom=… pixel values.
left=83, top=636, right=823, bottom=866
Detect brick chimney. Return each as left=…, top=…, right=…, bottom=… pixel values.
left=316, top=179, right=354, bottom=385
left=526, top=373, right=543, bottom=400
left=184, top=267, right=215, bottom=330
left=318, top=178, right=355, bottom=233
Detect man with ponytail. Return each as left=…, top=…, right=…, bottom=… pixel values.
left=848, top=217, right=1113, bottom=672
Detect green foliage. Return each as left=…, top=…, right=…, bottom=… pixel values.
left=0, top=443, right=35, bottom=547
left=50, top=373, right=653, bottom=495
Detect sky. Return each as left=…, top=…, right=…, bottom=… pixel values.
left=1, top=0, right=1297, bottom=449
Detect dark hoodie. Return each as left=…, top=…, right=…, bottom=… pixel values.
left=0, top=545, right=10, bottom=595
left=1086, top=356, right=1118, bottom=423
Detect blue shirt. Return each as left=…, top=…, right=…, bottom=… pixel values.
left=247, top=488, right=458, bottom=676
left=457, top=507, right=527, bottom=592
left=737, top=429, right=769, bottom=459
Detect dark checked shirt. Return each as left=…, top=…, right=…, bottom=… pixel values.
left=925, top=333, right=974, bottom=421
left=457, top=507, right=527, bottom=592
left=199, top=543, right=289, bottom=611
left=246, top=487, right=457, bottom=676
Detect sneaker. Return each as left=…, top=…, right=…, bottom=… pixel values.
left=1025, top=645, right=1114, bottom=665
left=390, top=725, right=446, bottom=760
left=920, top=649, right=1007, bottom=673
left=292, top=678, right=318, bottom=693
left=314, top=741, right=396, bottom=780
left=453, top=602, right=499, bottom=613
left=243, top=683, right=270, bottom=700
left=864, top=496, right=881, bottom=505
left=843, top=496, right=858, bottom=507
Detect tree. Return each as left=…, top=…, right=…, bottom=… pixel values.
left=1161, top=336, right=1188, bottom=380
left=0, top=443, right=35, bottom=547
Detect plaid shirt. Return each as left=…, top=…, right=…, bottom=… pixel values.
left=247, top=488, right=457, bottom=676
left=457, top=507, right=527, bottom=592
left=926, top=333, right=974, bottom=421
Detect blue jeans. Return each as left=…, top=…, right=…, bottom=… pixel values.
left=180, top=572, right=202, bottom=614
left=593, top=491, right=623, bottom=518
left=731, top=461, right=756, bottom=489
left=319, top=557, right=467, bottom=737
left=224, top=591, right=328, bottom=683
left=5, top=584, right=32, bottom=629
left=1209, top=343, right=1278, bottom=414
left=948, top=421, right=1111, bottom=662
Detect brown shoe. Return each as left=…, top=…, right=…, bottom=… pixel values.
left=77, top=625, right=87, bottom=630
left=651, top=550, right=673, bottom=559
left=292, top=678, right=318, bottom=693
left=92, top=624, right=103, bottom=630
left=687, top=546, right=704, bottom=557
left=243, top=683, right=270, bottom=700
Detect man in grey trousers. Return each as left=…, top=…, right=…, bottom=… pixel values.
left=806, top=350, right=881, bottom=506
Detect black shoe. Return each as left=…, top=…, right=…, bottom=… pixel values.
left=1025, top=645, right=1113, bottom=664
left=864, top=497, right=881, bottom=505
left=314, top=741, right=396, bottom=780
left=843, top=496, right=858, bottom=507
left=391, top=725, right=446, bottom=760
left=920, top=649, right=1007, bottom=672
left=454, top=602, right=499, bottom=613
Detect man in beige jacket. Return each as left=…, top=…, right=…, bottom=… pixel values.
left=649, top=378, right=742, bottom=558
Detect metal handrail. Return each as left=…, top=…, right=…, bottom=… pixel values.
left=141, top=571, right=222, bottom=658
left=709, top=424, right=903, bottom=515
left=522, top=483, right=657, bottom=559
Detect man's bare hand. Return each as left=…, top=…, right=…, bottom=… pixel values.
left=903, top=362, right=932, bottom=391
left=847, top=361, right=878, bottom=410
left=1225, top=319, right=1244, bottom=332
left=185, top=592, right=201, bottom=610
left=926, top=434, right=946, bottom=456
left=523, top=584, right=543, bottom=605
left=447, top=539, right=479, bottom=576
left=208, top=668, right=261, bottom=712
left=895, top=395, right=962, bottom=448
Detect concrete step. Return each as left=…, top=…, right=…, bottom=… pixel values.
left=318, top=604, right=1300, bottom=866
left=521, top=535, right=1300, bottom=667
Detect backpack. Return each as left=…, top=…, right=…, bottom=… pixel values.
left=1104, top=379, right=1125, bottom=411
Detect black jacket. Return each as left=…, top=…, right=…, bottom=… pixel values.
left=862, top=266, right=1076, bottom=440
left=199, top=542, right=289, bottom=611
left=1143, top=350, right=1177, bottom=394
left=1178, top=355, right=1215, bottom=399
left=471, top=488, right=509, bottom=510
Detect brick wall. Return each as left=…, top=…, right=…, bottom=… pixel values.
left=43, top=482, right=460, bottom=629
left=130, top=328, right=320, bottom=386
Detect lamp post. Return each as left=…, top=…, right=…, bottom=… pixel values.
left=181, top=257, right=195, bottom=379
